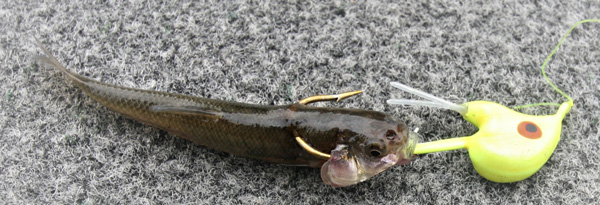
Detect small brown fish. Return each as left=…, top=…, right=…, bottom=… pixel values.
left=35, top=40, right=417, bottom=187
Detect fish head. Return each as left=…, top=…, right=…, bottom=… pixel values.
left=321, top=120, right=418, bottom=187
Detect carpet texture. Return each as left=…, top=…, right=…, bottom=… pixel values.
left=2, top=0, right=599, bottom=204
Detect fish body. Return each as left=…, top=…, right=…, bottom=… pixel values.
left=35, top=41, right=416, bottom=186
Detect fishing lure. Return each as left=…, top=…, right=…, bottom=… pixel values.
left=387, top=19, right=598, bottom=182
left=34, top=19, right=596, bottom=187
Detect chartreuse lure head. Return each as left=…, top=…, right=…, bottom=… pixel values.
left=387, top=19, right=599, bottom=183
left=460, top=100, right=572, bottom=182
left=388, top=83, right=573, bottom=182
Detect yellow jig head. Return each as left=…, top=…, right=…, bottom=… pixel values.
left=387, top=19, right=598, bottom=183
left=388, top=83, right=572, bottom=182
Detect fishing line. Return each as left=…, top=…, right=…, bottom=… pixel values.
left=515, top=19, right=600, bottom=109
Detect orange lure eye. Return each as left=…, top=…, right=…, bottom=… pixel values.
left=517, top=121, right=542, bottom=139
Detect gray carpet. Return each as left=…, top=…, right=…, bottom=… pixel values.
left=2, top=0, right=600, bottom=204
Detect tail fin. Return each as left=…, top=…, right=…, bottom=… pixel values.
left=33, top=39, right=86, bottom=84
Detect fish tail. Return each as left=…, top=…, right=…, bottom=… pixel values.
left=34, top=38, right=87, bottom=84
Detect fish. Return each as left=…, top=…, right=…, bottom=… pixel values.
left=34, top=40, right=417, bottom=187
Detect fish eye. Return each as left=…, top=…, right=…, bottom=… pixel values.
left=370, top=150, right=381, bottom=157
left=365, top=141, right=385, bottom=157
left=385, top=130, right=397, bottom=140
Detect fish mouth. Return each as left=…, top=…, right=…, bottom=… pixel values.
left=320, top=131, right=419, bottom=187
left=397, top=131, right=419, bottom=165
